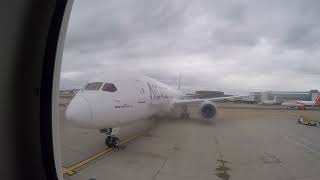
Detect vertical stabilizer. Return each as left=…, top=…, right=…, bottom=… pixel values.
left=177, top=73, right=181, bottom=90
left=315, top=95, right=320, bottom=105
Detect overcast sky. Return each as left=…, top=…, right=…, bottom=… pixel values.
left=61, top=0, right=320, bottom=94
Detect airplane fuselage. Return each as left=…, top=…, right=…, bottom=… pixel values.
left=66, top=74, right=183, bottom=129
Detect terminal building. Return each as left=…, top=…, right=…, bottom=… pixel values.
left=178, top=89, right=319, bottom=104
left=224, top=90, right=319, bottom=104
left=195, top=91, right=225, bottom=99
left=260, top=90, right=319, bottom=103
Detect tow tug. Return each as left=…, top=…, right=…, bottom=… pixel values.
left=297, top=115, right=317, bottom=126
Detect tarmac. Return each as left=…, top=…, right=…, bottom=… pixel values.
left=60, top=103, right=320, bottom=180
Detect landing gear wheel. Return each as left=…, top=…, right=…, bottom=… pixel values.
left=105, top=136, right=112, bottom=147
left=112, top=137, right=120, bottom=148
left=105, top=136, right=120, bottom=148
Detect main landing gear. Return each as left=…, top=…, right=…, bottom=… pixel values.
left=100, top=128, right=120, bottom=148
left=180, top=105, right=190, bottom=119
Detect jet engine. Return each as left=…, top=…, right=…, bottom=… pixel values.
left=199, top=100, right=218, bottom=120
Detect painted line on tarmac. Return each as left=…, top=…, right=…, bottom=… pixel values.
left=63, top=132, right=143, bottom=176
left=63, top=167, right=75, bottom=176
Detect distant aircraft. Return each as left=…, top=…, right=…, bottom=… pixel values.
left=65, top=73, right=238, bottom=147
left=281, top=95, right=320, bottom=110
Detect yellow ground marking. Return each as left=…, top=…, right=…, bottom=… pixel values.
left=63, top=167, right=75, bottom=176
left=63, top=132, right=143, bottom=176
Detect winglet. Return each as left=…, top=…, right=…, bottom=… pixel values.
left=177, top=73, right=181, bottom=90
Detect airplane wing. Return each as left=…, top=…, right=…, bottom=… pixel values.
left=173, top=96, right=241, bottom=105
left=173, top=96, right=244, bottom=119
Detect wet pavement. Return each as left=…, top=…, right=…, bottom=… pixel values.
left=60, top=104, right=320, bottom=180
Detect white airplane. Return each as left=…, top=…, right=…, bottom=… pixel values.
left=65, top=73, right=238, bottom=147
left=281, top=95, right=320, bottom=110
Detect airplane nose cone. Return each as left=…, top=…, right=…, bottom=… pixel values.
left=66, top=95, right=92, bottom=126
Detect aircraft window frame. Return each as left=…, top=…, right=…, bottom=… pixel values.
left=102, top=82, right=117, bottom=92
left=85, top=82, right=103, bottom=90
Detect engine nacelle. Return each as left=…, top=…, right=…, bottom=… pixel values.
left=199, top=101, right=218, bottom=120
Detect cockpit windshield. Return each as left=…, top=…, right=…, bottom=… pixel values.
left=84, top=82, right=103, bottom=90
left=102, top=83, right=117, bottom=92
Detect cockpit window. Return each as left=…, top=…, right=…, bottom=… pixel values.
left=102, top=83, right=117, bottom=92
left=84, top=82, right=103, bottom=90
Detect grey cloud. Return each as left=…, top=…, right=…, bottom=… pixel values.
left=65, top=0, right=188, bottom=51
left=61, top=0, right=320, bottom=92
left=281, top=24, right=320, bottom=49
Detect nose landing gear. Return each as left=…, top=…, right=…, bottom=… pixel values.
left=105, top=136, right=120, bottom=148
left=100, top=127, right=121, bottom=148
